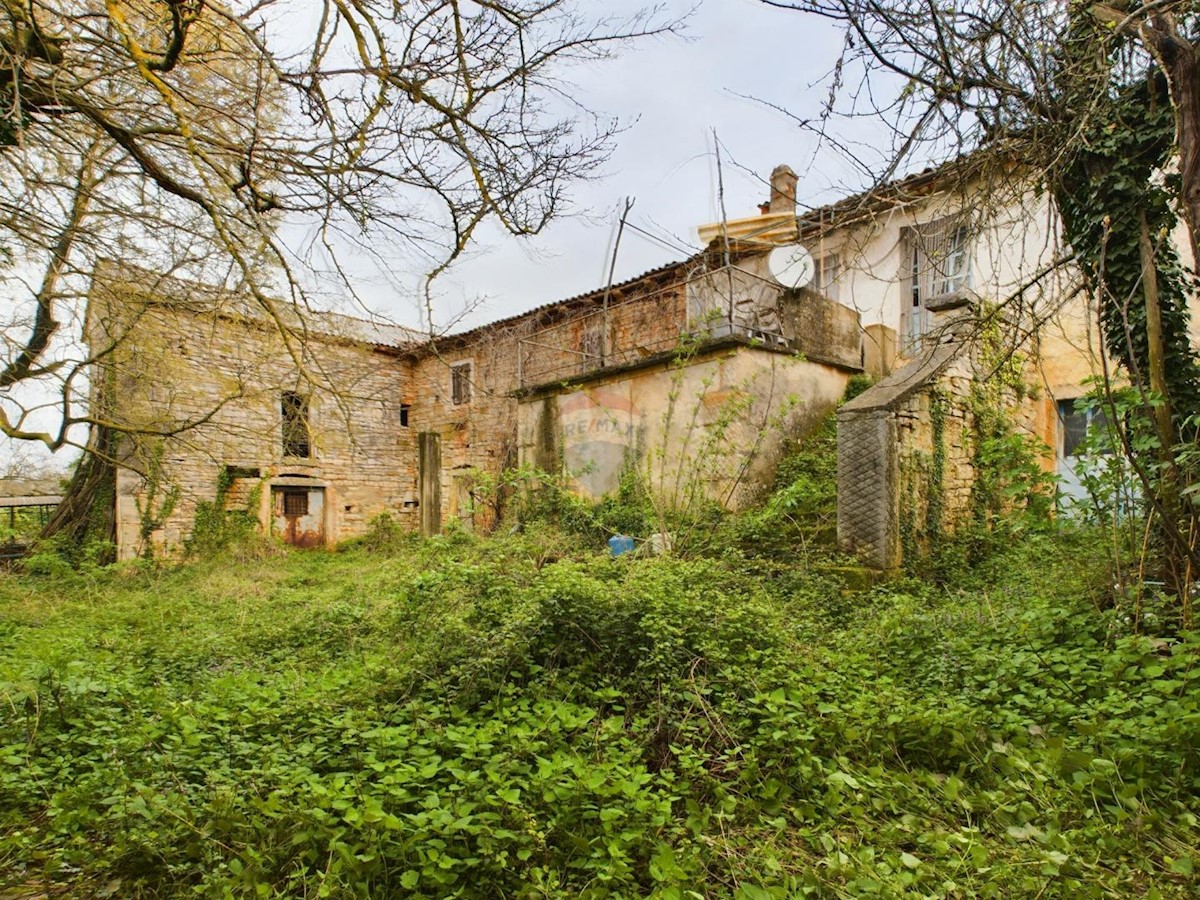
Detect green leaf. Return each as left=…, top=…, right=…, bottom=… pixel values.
left=1169, top=856, right=1194, bottom=876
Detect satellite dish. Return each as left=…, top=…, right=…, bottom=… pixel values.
left=767, top=243, right=815, bottom=290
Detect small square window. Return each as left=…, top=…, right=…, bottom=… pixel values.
left=282, top=490, right=308, bottom=517
left=451, top=362, right=472, bottom=405
left=400, top=403, right=411, bottom=427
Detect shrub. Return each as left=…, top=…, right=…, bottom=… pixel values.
left=2, top=525, right=1198, bottom=897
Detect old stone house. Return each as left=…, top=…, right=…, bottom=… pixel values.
left=89, top=166, right=863, bottom=559
left=90, top=157, right=1177, bottom=563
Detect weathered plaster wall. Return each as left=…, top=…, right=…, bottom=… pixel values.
left=518, top=343, right=855, bottom=511
left=415, top=253, right=861, bottom=529
left=808, top=180, right=1068, bottom=336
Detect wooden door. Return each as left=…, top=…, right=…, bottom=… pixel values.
left=418, top=432, right=442, bottom=536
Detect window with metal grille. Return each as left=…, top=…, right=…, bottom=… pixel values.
left=451, top=362, right=472, bottom=405
left=281, top=391, right=311, bottom=458
left=282, top=490, right=308, bottom=517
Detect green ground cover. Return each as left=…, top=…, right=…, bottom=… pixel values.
left=1, top=519, right=1198, bottom=898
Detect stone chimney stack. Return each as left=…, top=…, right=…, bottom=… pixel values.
left=768, top=164, right=797, bottom=215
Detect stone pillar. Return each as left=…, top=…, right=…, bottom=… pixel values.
left=836, top=408, right=900, bottom=570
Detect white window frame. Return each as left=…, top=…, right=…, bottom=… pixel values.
left=901, top=216, right=973, bottom=350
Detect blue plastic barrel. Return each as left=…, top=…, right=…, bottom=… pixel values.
left=608, top=534, right=635, bottom=557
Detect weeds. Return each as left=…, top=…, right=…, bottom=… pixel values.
left=1, top=525, right=1198, bottom=897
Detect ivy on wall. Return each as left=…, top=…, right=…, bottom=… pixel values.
left=1055, top=71, right=1200, bottom=424
left=898, top=323, right=1056, bottom=574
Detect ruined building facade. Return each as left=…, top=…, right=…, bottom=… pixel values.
left=91, top=166, right=864, bottom=559
left=92, top=160, right=1177, bottom=564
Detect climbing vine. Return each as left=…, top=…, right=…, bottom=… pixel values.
left=1052, top=38, right=1200, bottom=605
left=967, top=314, right=1054, bottom=529
left=1054, top=71, right=1200, bottom=423
left=925, top=389, right=947, bottom=540
left=186, top=467, right=264, bottom=557
left=135, top=443, right=181, bottom=558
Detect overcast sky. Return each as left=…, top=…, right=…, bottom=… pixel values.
left=6, top=0, right=896, bottom=472
left=359, top=0, right=875, bottom=332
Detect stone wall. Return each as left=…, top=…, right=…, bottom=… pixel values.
left=836, top=316, right=1052, bottom=569
left=90, top=281, right=418, bottom=559
left=837, top=335, right=978, bottom=570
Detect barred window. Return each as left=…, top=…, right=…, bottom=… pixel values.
left=282, top=490, right=308, bottom=517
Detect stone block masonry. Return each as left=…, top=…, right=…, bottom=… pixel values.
left=91, top=246, right=865, bottom=559
left=836, top=317, right=1051, bottom=570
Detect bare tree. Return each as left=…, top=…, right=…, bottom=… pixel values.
left=0, top=0, right=677, bottom=455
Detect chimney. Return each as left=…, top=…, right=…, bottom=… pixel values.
left=768, top=164, right=797, bottom=215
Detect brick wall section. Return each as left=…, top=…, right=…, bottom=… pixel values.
left=404, top=273, right=690, bottom=530
left=507, top=282, right=689, bottom=387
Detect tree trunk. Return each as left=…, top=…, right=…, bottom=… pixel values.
left=1142, top=15, right=1200, bottom=273
left=41, top=425, right=117, bottom=563
left=1139, top=209, right=1190, bottom=606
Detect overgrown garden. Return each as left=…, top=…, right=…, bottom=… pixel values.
left=1, top=419, right=1198, bottom=898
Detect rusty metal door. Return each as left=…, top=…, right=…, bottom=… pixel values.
left=418, top=432, right=441, bottom=536
left=272, top=487, right=325, bottom=548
